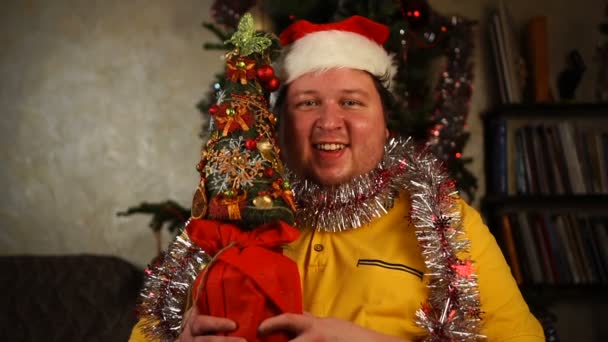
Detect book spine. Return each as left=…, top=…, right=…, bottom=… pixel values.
left=554, top=215, right=581, bottom=284
left=525, top=16, right=550, bottom=102
left=489, top=15, right=508, bottom=104
left=500, top=214, right=524, bottom=284
left=516, top=212, right=544, bottom=283
left=514, top=128, right=528, bottom=194
left=542, top=214, right=571, bottom=284
left=489, top=118, right=508, bottom=194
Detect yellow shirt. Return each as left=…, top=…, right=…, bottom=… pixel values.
left=130, top=193, right=544, bottom=341
left=284, top=193, right=544, bottom=341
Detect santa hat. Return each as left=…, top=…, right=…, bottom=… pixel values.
left=277, top=15, right=397, bottom=88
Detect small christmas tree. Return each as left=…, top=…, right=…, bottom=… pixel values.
left=135, top=14, right=302, bottom=341
left=192, top=13, right=295, bottom=228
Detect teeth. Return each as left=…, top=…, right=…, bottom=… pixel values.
left=316, top=143, right=345, bottom=151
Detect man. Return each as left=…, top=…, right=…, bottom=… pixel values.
left=133, top=15, right=544, bottom=342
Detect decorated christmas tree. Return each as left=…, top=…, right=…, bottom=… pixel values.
left=192, top=14, right=295, bottom=228
left=135, top=14, right=302, bottom=341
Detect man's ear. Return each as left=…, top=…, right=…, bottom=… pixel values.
left=385, top=127, right=390, bottom=139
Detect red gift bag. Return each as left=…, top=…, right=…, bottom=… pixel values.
left=187, top=219, right=302, bottom=342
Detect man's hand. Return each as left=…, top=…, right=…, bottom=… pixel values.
left=258, top=313, right=410, bottom=342
left=177, top=305, right=245, bottom=342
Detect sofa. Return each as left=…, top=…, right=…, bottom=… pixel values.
left=0, top=254, right=144, bottom=341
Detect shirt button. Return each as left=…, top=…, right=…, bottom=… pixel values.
left=313, top=244, right=324, bottom=252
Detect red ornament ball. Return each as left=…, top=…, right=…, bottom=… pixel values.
left=266, top=77, right=280, bottom=91
left=263, top=167, right=274, bottom=178
left=256, top=65, right=275, bottom=82
left=209, top=104, right=220, bottom=116
left=245, top=139, right=257, bottom=150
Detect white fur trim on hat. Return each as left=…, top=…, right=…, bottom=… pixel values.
left=277, top=30, right=397, bottom=88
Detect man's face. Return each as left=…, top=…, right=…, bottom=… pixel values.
left=279, top=68, right=389, bottom=185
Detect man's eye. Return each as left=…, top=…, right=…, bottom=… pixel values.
left=296, top=100, right=318, bottom=108
left=342, top=99, right=362, bottom=107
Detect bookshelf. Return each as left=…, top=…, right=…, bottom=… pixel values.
left=481, top=103, right=608, bottom=290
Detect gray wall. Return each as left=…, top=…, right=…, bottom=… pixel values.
left=0, top=0, right=222, bottom=266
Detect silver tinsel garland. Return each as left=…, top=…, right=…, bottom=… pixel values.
left=137, top=136, right=483, bottom=341
left=137, top=229, right=210, bottom=341
left=289, top=138, right=412, bottom=232
left=291, top=136, right=484, bottom=340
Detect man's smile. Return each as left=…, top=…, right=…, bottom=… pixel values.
left=315, top=143, right=347, bottom=151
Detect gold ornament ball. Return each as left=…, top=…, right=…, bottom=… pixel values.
left=253, top=195, right=273, bottom=209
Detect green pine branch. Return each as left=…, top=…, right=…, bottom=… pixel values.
left=117, top=200, right=190, bottom=234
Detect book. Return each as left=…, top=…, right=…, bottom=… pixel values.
left=598, top=133, right=608, bottom=192
left=545, top=124, right=572, bottom=193
left=530, top=213, right=555, bottom=283
left=578, top=217, right=607, bottom=284
left=554, top=215, right=581, bottom=284
left=537, top=213, right=564, bottom=283
left=500, top=214, right=524, bottom=284
left=521, top=126, right=539, bottom=193
left=489, top=16, right=508, bottom=104
left=514, top=128, right=528, bottom=194
left=515, top=212, right=544, bottom=283
left=565, top=214, right=593, bottom=283
left=524, top=16, right=551, bottom=102
left=489, top=118, right=508, bottom=194
left=557, top=122, right=586, bottom=194
left=543, top=124, right=567, bottom=194
left=542, top=214, right=571, bottom=284
left=585, top=129, right=606, bottom=194
left=509, top=213, right=533, bottom=283
left=497, top=0, right=523, bottom=103
left=528, top=125, right=551, bottom=194
left=590, top=219, right=608, bottom=281
left=573, top=125, right=594, bottom=193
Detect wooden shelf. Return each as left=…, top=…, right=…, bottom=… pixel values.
left=520, top=284, right=608, bottom=299
left=482, top=102, right=608, bottom=120
left=482, top=195, right=608, bottom=215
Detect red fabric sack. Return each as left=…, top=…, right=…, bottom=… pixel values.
left=187, top=219, right=302, bottom=342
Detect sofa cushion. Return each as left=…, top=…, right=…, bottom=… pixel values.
left=0, top=254, right=143, bottom=342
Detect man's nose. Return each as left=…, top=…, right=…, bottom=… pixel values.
left=315, top=102, right=344, bottom=131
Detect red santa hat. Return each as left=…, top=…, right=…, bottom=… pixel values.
left=277, top=15, right=397, bottom=88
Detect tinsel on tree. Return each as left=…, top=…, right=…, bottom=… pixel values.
left=120, top=0, right=478, bottom=239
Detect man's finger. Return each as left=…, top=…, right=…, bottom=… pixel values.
left=258, top=313, right=312, bottom=336
left=190, top=315, right=238, bottom=335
